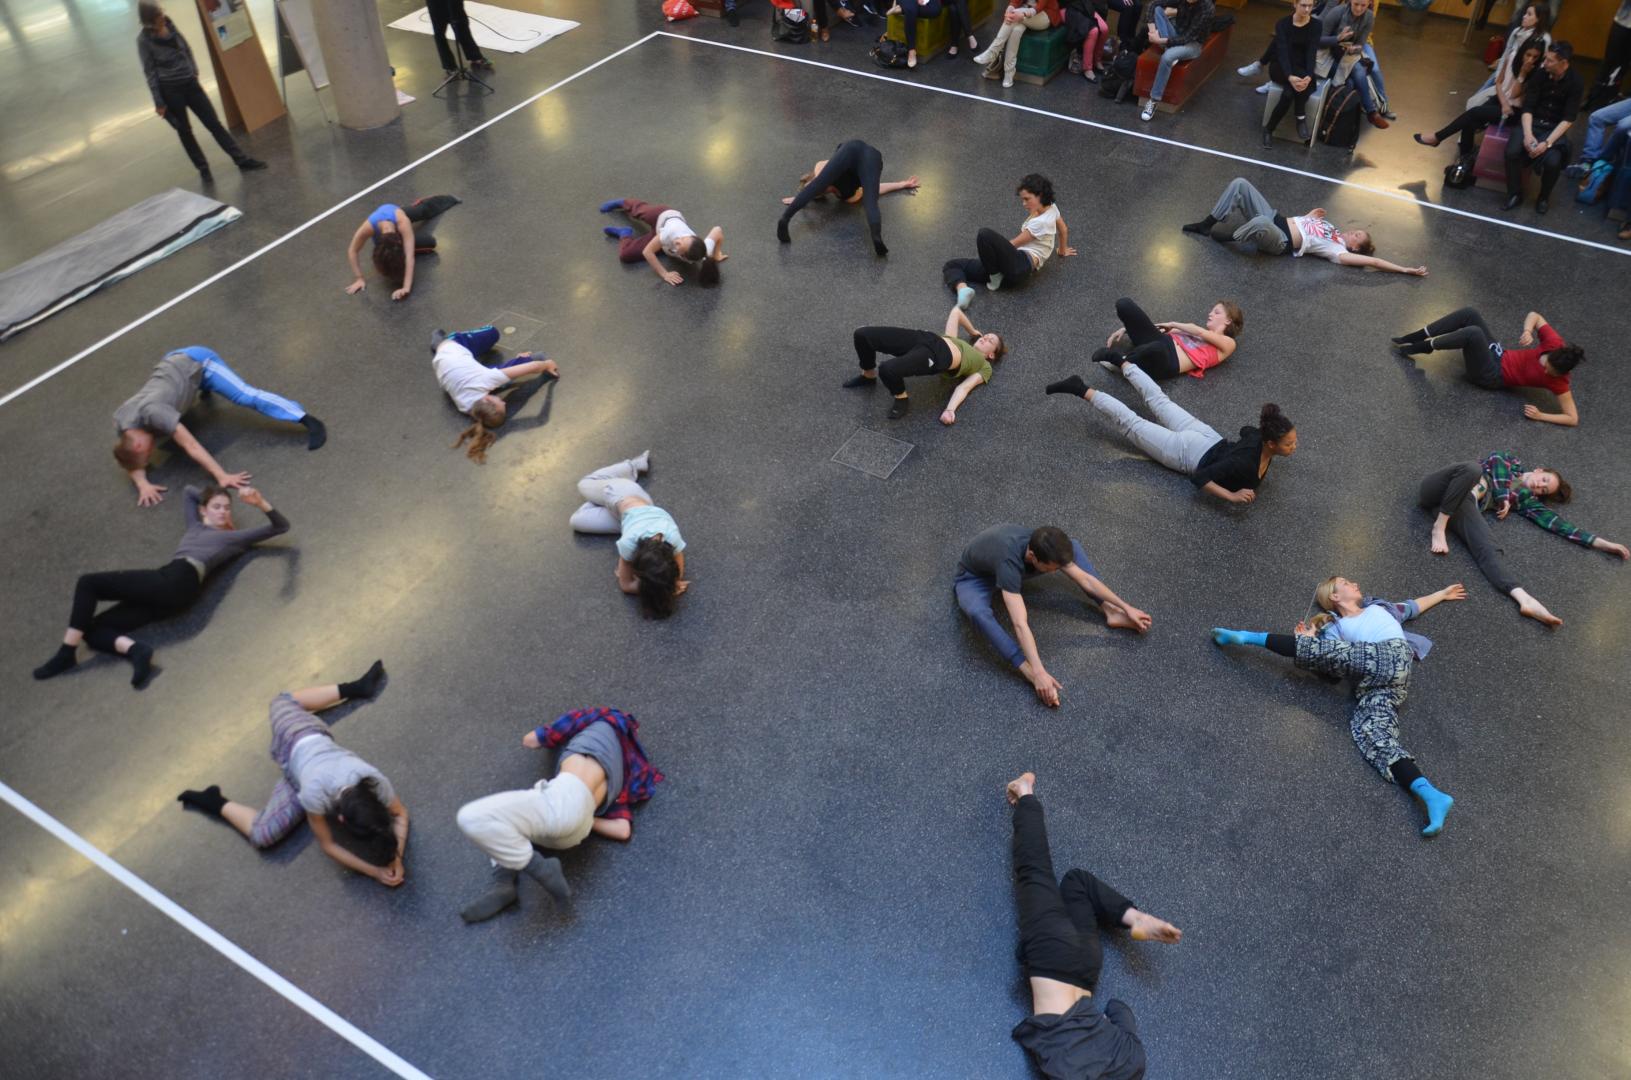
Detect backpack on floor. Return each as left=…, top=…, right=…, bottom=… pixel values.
left=1443, top=154, right=1476, bottom=190
left=1098, top=44, right=1138, bottom=102
left=772, top=5, right=810, bottom=42
left=871, top=36, right=908, bottom=67
left=1576, top=159, right=1615, bottom=204
left=1320, top=87, right=1363, bottom=149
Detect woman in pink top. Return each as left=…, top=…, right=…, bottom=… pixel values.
left=1093, top=296, right=1243, bottom=381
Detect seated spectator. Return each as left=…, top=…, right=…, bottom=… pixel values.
left=1316, top=0, right=1392, bottom=129
left=1414, top=40, right=1544, bottom=158
left=1563, top=95, right=1631, bottom=179
left=1504, top=41, right=1583, bottom=214
left=1261, top=0, right=1321, bottom=147
left=890, top=1, right=975, bottom=67
left=1475, top=4, right=1550, bottom=96
left=1063, top=0, right=1112, bottom=79
left=1139, top=0, right=1214, bottom=122
left=974, top=0, right=1062, bottom=89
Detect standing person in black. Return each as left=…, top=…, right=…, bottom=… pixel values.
left=136, top=2, right=264, bottom=181
left=1505, top=41, right=1583, bottom=213
left=1005, top=772, right=1181, bottom=1080
left=1262, top=0, right=1322, bottom=146
left=426, top=0, right=493, bottom=76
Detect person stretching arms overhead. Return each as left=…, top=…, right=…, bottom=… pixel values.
left=1182, top=177, right=1426, bottom=276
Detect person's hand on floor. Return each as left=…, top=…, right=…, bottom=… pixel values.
left=345, top=278, right=366, bottom=295
left=136, top=481, right=167, bottom=507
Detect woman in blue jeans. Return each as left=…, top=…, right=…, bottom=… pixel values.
left=1139, top=0, right=1213, bottom=121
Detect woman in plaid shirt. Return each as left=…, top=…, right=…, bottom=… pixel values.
left=1418, top=452, right=1629, bottom=627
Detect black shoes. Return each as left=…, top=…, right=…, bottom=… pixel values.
left=1296, top=116, right=1310, bottom=142
left=237, top=157, right=267, bottom=171
left=727, top=7, right=739, bottom=24
left=199, top=168, right=213, bottom=183
left=1261, top=128, right=1273, bottom=149
left=1536, top=198, right=1550, bottom=214
left=1502, top=194, right=1522, bottom=211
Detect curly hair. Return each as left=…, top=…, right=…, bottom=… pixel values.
left=373, top=232, right=406, bottom=289
left=1016, top=173, right=1055, bottom=206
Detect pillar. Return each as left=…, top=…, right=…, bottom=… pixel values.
left=310, top=0, right=399, bottom=130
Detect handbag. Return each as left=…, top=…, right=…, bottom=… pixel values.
left=871, top=37, right=909, bottom=67
left=662, top=0, right=697, bottom=20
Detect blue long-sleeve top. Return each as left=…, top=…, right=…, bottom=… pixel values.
left=1318, top=597, right=1432, bottom=661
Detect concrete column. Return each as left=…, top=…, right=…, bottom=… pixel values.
left=309, top=0, right=399, bottom=130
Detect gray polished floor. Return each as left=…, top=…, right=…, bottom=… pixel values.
left=2, top=3, right=1629, bottom=1078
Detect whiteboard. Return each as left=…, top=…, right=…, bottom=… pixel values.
left=275, top=0, right=327, bottom=90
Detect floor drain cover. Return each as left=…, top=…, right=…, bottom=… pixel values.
left=833, top=427, right=914, bottom=479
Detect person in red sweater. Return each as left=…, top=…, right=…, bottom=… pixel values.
left=1392, top=308, right=1582, bottom=427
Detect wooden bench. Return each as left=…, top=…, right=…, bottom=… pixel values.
left=884, top=0, right=998, bottom=60
left=1132, top=23, right=1232, bottom=113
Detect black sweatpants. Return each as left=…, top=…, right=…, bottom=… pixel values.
left=70, top=559, right=203, bottom=653
left=427, top=0, right=486, bottom=70
left=1505, top=123, right=1569, bottom=199
left=402, top=194, right=461, bottom=249
left=1433, top=100, right=1503, bottom=155
left=942, top=228, right=1034, bottom=290
left=1423, top=307, right=1504, bottom=389
left=1012, top=794, right=1135, bottom=994
left=1103, top=296, right=1182, bottom=379
left=1418, top=464, right=1520, bottom=595
left=783, top=140, right=886, bottom=244
left=1266, top=61, right=1315, bottom=132
left=853, top=327, right=955, bottom=394
left=158, top=79, right=247, bottom=172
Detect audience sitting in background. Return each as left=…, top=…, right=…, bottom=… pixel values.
left=1317, top=0, right=1392, bottom=129
left=1260, top=0, right=1323, bottom=147
left=1414, top=39, right=1545, bottom=159
left=1504, top=41, right=1582, bottom=214
left=974, top=0, right=1062, bottom=89
left=1138, top=0, right=1216, bottom=122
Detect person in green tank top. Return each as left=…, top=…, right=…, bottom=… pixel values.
left=844, top=304, right=1007, bottom=422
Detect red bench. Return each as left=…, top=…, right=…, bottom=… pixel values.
left=1132, top=24, right=1233, bottom=113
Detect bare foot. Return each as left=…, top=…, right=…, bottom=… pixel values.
left=1429, top=526, right=1449, bottom=555
left=1006, top=772, right=1036, bottom=805
left=1516, top=595, right=1563, bottom=628
left=1125, top=908, right=1183, bottom=943
left=1104, top=606, right=1137, bottom=631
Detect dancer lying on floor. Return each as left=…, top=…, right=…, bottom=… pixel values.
left=569, top=451, right=688, bottom=618
left=177, top=662, right=409, bottom=886
left=844, top=304, right=1006, bottom=422
left=456, top=707, right=663, bottom=923
left=1211, top=577, right=1465, bottom=837
left=1004, top=771, right=1181, bottom=1080
left=113, top=346, right=325, bottom=507
left=34, top=485, right=289, bottom=688
left=778, top=139, right=919, bottom=255
left=430, top=325, right=561, bottom=463
left=344, top=194, right=460, bottom=300
left=1182, top=177, right=1426, bottom=276
left=943, top=173, right=1075, bottom=305
left=1418, top=452, right=1627, bottom=627
left=955, top=523, right=1151, bottom=707
left=1392, top=308, right=1582, bottom=427
left=1045, top=364, right=1296, bottom=506
left=599, top=197, right=726, bottom=286
left=1098, top=295, right=1242, bottom=380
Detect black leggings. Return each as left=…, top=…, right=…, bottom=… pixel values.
left=1418, top=463, right=1520, bottom=595
left=1102, top=297, right=1180, bottom=379
left=1266, top=61, right=1314, bottom=132
left=1012, top=794, right=1134, bottom=994
left=426, top=0, right=485, bottom=69
left=783, top=140, right=885, bottom=243
left=1434, top=100, right=1503, bottom=156
left=69, top=559, right=204, bottom=653
left=942, top=227, right=1035, bottom=290
left=1423, top=307, right=1503, bottom=389
left=854, top=327, right=955, bottom=394
left=158, top=79, right=247, bottom=171
left=402, top=194, right=460, bottom=248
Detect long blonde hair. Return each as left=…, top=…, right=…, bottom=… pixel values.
left=453, top=398, right=505, bottom=464
left=1307, top=576, right=1342, bottom=633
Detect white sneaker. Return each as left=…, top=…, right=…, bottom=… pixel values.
left=1254, top=81, right=1271, bottom=95
left=1140, top=101, right=1156, bottom=121
left=1002, top=73, right=1014, bottom=88
left=1236, top=60, right=1261, bottom=78
left=972, top=49, right=993, bottom=65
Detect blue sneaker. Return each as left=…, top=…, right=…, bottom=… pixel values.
left=604, top=225, right=634, bottom=238
left=598, top=198, right=626, bottom=213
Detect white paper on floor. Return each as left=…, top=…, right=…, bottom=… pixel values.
left=387, top=4, right=578, bottom=55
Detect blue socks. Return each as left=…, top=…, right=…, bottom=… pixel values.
left=604, top=225, right=633, bottom=239
left=956, top=285, right=975, bottom=310
left=1211, top=628, right=1268, bottom=648
left=1409, top=777, right=1454, bottom=837
left=598, top=198, right=626, bottom=213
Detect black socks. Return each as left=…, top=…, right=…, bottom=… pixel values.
left=127, top=642, right=155, bottom=688
left=1182, top=214, right=1218, bottom=235
left=178, top=785, right=228, bottom=818
left=842, top=373, right=877, bottom=389
left=776, top=216, right=792, bottom=244
left=1045, top=374, right=1090, bottom=397
left=33, top=644, right=77, bottom=680
left=338, top=660, right=386, bottom=702
left=887, top=397, right=910, bottom=420
left=1392, top=329, right=1431, bottom=354
left=872, top=230, right=888, bottom=257
left=429, top=328, right=448, bottom=356
left=300, top=414, right=327, bottom=451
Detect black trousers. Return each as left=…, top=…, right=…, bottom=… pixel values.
left=70, top=559, right=203, bottom=653
left=427, top=0, right=485, bottom=70
left=942, top=227, right=1035, bottom=290
left=1434, top=100, right=1503, bottom=156
left=784, top=140, right=885, bottom=241
left=1266, top=62, right=1315, bottom=132
left=853, top=327, right=954, bottom=394
left=1104, top=297, right=1181, bottom=379
left=1423, top=307, right=1505, bottom=389
left=1418, top=464, right=1520, bottom=595
left=1595, top=21, right=1631, bottom=94
left=1505, top=124, right=1569, bottom=199
left=402, top=194, right=461, bottom=249
left=158, top=79, right=246, bottom=172
left=1012, top=794, right=1135, bottom=994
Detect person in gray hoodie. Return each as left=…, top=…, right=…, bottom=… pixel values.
left=135, top=1, right=264, bottom=180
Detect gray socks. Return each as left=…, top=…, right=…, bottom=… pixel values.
left=460, top=865, right=521, bottom=924
left=523, top=851, right=571, bottom=904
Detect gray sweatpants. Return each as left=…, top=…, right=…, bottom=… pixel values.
left=1089, top=363, right=1222, bottom=474
left=1208, top=177, right=1290, bottom=254
left=569, top=457, right=650, bottom=534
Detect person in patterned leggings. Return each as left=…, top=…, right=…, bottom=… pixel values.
left=1209, top=575, right=1462, bottom=837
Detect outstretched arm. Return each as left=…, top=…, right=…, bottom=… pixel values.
left=1411, top=583, right=1467, bottom=614
left=1337, top=252, right=1428, bottom=276
left=1002, top=591, right=1060, bottom=707
left=170, top=422, right=250, bottom=488
left=940, top=372, right=985, bottom=426
left=878, top=176, right=920, bottom=196
left=1062, top=564, right=1152, bottom=632
left=1199, top=479, right=1255, bottom=505
left=1525, top=390, right=1578, bottom=427
left=642, top=236, right=682, bottom=286
left=499, top=354, right=561, bottom=382
left=345, top=225, right=371, bottom=293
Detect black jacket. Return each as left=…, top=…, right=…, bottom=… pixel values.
left=137, top=18, right=199, bottom=107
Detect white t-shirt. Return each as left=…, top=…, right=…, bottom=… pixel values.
left=1018, top=204, right=1061, bottom=268
left=1288, top=215, right=1348, bottom=263
left=1330, top=604, right=1405, bottom=645
left=433, top=339, right=509, bottom=415
left=656, top=209, right=716, bottom=261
